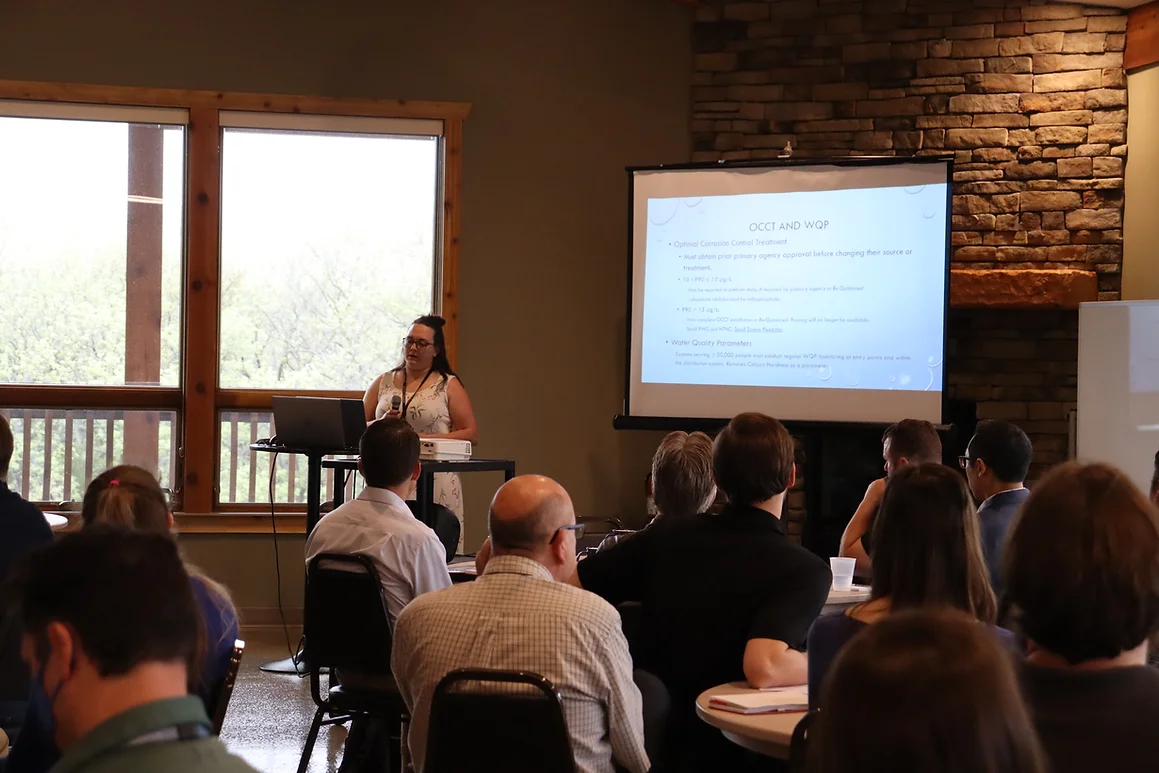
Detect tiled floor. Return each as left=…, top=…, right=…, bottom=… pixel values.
left=221, top=629, right=349, bottom=773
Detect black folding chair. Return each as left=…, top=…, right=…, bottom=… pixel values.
left=298, top=554, right=407, bottom=773
left=788, top=708, right=821, bottom=773
left=406, top=501, right=460, bottom=563
left=209, top=639, right=246, bottom=735
left=424, top=669, right=576, bottom=773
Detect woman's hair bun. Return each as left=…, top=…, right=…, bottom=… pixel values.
left=417, top=314, right=446, bottom=328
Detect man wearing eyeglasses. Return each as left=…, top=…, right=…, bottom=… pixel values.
left=573, top=413, right=831, bottom=773
left=391, top=475, right=649, bottom=773
left=960, top=419, right=1033, bottom=598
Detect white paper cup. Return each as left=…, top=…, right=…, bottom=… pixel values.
left=830, top=557, right=856, bottom=592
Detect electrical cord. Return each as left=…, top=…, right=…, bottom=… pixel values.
left=268, top=452, right=303, bottom=673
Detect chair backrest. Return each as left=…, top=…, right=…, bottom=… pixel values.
left=407, top=501, right=460, bottom=563
left=304, top=554, right=393, bottom=675
left=210, top=639, right=246, bottom=735
left=424, top=669, right=577, bottom=773
left=788, top=708, right=821, bottom=773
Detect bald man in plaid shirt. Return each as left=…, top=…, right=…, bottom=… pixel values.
left=392, top=476, right=649, bottom=773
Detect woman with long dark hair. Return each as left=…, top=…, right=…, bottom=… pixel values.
left=808, top=608, right=1044, bottom=773
left=363, top=315, right=477, bottom=533
left=808, top=462, right=1008, bottom=704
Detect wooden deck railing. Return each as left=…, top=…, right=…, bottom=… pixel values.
left=5, top=408, right=355, bottom=509
left=3, top=408, right=177, bottom=504
left=219, top=411, right=356, bottom=506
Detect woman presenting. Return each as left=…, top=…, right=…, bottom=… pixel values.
left=364, top=315, right=478, bottom=535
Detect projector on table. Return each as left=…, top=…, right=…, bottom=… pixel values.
left=420, top=439, right=472, bottom=460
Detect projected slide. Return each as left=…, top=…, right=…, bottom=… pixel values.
left=639, top=184, right=948, bottom=392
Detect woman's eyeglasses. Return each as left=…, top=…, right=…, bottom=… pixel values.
left=958, top=455, right=973, bottom=469
left=403, top=337, right=434, bottom=351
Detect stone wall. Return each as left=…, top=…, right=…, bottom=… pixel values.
left=948, top=308, right=1076, bottom=479
left=692, top=0, right=1128, bottom=299
left=691, top=0, right=1121, bottom=503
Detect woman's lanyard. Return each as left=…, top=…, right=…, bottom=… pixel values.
left=400, top=368, right=434, bottom=416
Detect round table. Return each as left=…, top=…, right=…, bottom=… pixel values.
left=694, top=584, right=870, bottom=760
left=44, top=513, right=69, bottom=532
left=822, top=584, right=870, bottom=613
left=695, top=682, right=805, bottom=760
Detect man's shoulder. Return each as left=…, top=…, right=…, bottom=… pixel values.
left=398, top=573, right=619, bottom=630
left=84, top=738, right=260, bottom=773
left=396, top=580, right=468, bottom=622
left=547, top=577, right=622, bottom=623
left=981, top=488, right=1030, bottom=514
left=0, top=487, right=50, bottom=535
left=781, top=538, right=831, bottom=572
left=0, top=486, right=44, bottom=517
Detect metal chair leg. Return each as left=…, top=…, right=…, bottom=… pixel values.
left=400, top=716, right=411, bottom=773
left=297, top=705, right=325, bottom=773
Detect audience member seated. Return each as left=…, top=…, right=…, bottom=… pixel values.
left=306, top=417, right=451, bottom=623
left=7, top=465, right=240, bottom=773
left=0, top=415, right=53, bottom=589
left=961, top=419, right=1032, bottom=597
left=392, top=475, right=648, bottom=773
left=808, top=608, right=1045, bottom=773
left=575, top=412, right=831, bottom=773
left=1006, top=461, right=1159, bottom=773
left=4, top=528, right=259, bottom=773
left=808, top=463, right=1006, bottom=704
left=305, top=417, right=451, bottom=773
left=597, top=430, right=716, bottom=551
left=839, top=419, right=941, bottom=575
left=1151, top=448, right=1158, bottom=507
left=0, top=415, right=54, bottom=731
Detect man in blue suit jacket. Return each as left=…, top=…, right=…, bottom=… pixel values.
left=962, top=419, right=1033, bottom=598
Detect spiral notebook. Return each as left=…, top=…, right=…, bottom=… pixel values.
left=707, top=686, right=809, bottom=715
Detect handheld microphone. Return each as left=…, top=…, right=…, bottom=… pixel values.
left=391, top=395, right=402, bottom=413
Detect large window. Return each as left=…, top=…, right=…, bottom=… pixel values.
left=0, top=111, right=185, bottom=387
left=218, top=118, right=440, bottom=391
left=0, top=85, right=466, bottom=524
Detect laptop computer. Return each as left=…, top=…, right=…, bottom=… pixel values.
left=271, top=396, right=366, bottom=451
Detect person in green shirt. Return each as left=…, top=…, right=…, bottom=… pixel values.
left=6, top=527, right=258, bottom=773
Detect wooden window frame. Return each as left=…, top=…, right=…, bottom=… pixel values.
left=0, top=80, right=469, bottom=531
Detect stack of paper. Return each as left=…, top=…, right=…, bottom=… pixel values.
left=707, top=686, right=808, bottom=715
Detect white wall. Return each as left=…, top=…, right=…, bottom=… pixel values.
left=1123, top=63, right=1159, bottom=300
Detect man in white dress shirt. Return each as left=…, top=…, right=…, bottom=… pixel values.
left=392, top=475, right=649, bottom=773
left=305, top=417, right=451, bottom=624
left=305, top=417, right=451, bottom=773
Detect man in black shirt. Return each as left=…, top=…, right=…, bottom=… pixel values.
left=839, top=419, right=941, bottom=575
left=0, top=415, right=53, bottom=583
left=575, top=412, right=831, bottom=771
left=1006, top=461, right=1159, bottom=773
left=0, top=414, right=55, bottom=725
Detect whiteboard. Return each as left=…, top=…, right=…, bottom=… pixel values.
left=1078, top=300, right=1159, bottom=494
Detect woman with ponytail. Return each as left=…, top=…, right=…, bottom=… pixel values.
left=363, top=315, right=478, bottom=541
left=80, top=465, right=239, bottom=700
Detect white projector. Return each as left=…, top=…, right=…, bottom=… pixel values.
left=420, top=438, right=472, bottom=460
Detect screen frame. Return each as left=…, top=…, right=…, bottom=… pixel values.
left=618, top=154, right=955, bottom=431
